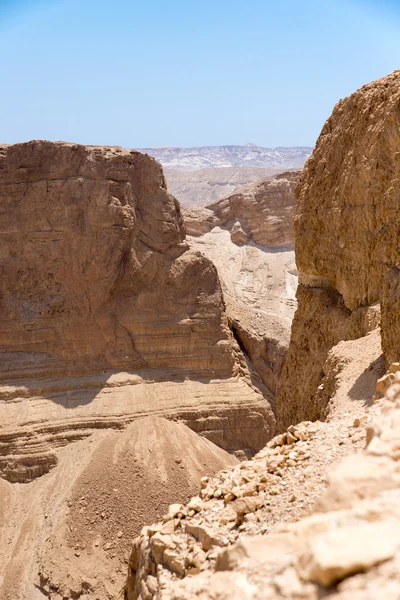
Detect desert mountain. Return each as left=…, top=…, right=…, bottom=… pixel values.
left=139, top=144, right=312, bottom=206
left=163, top=167, right=278, bottom=207
left=139, top=144, right=312, bottom=171
left=184, top=170, right=299, bottom=246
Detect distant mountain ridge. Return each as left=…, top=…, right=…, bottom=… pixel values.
left=139, top=143, right=313, bottom=171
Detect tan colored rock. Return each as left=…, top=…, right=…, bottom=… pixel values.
left=277, top=74, right=400, bottom=428
left=183, top=171, right=299, bottom=247
left=295, top=71, right=400, bottom=311
left=278, top=286, right=380, bottom=428
left=0, top=140, right=276, bottom=485
left=124, top=344, right=400, bottom=600
left=165, top=165, right=286, bottom=207
left=299, top=521, right=400, bottom=586
left=230, top=221, right=248, bottom=245
left=208, top=171, right=299, bottom=247
left=0, top=141, right=278, bottom=600
left=182, top=205, right=218, bottom=235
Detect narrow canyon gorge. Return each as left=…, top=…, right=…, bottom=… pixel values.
left=2, top=70, right=400, bottom=600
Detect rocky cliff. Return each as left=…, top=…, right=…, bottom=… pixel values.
left=184, top=170, right=299, bottom=247
left=0, top=141, right=276, bottom=599
left=278, top=71, right=400, bottom=430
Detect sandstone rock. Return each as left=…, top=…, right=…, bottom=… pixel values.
left=278, top=286, right=380, bottom=428
left=230, top=221, right=248, bottom=245
left=0, top=140, right=277, bottom=487
left=382, top=268, right=400, bottom=364
left=315, top=453, right=399, bottom=512
left=277, top=74, right=400, bottom=428
left=183, top=171, right=299, bottom=247
left=207, top=171, right=299, bottom=247
left=0, top=141, right=277, bottom=600
left=295, top=71, right=400, bottom=311
left=182, top=206, right=218, bottom=236
left=164, top=164, right=290, bottom=207
left=133, top=395, right=400, bottom=598
left=299, top=521, right=400, bottom=586
left=187, top=228, right=296, bottom=413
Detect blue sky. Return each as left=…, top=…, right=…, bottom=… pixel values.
left=0, top=0, right=399, bottom=148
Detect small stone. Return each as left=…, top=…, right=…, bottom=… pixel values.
left=168, top=504, right=184, bottom=519
left=187, top=496, right=204, bottom=512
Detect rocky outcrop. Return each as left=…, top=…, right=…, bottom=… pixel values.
left=182, top=171, right=299, bottom=409
left=278, top=71, right=400, bottom=430
left=183, top=171, right=299, bottom=247
left=0, top=141, right=276, bottom=600
left=278, top=287, right=380, bottom=427
left=0, top=140, right=229, bottom=373
left=156, top=376, right=400, bottom=599
left=125, top=330, right=388, bottom=599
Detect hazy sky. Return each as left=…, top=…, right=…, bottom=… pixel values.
left=1, top=0, right=399, bottom=148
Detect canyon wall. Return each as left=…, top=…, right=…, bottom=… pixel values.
left=278, top=70, right=400, bottom=430
left=0, top=141, right=231, bottom=373
left=0, top=141, right=276, bottom=599
left=184, top=170, right=299, bottom=247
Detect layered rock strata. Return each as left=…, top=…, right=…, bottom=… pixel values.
left=182, top=172, right=299, bottom=410
left=278, top=71, right=400, bottom=430
left=0, top=141, right=276, bottom=599
left=183, top=170, right=300, bottom=247
left=0, top=417, right=239, bottom=600
left=0, top=141, right=275, bottom=482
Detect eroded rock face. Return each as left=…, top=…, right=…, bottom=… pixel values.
left=295, top=71, right=400, bottom=311
left=0, top=142, right=275, bottom=468
left=0, top=140, right=233, bottom=372
left=0, top=141, right=276, bottom=599
left=187, top=228, right=297, bottom=411
left=278, top=71, right=400, bottom=430
left=0, top=417, right=239, bottom=600
left=183, top=171, right=300, bottom=247
left=278, top=287, right=380, bottom=428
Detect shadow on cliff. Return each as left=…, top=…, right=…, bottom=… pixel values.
left=8, top=366, right=231, bottom=409
left=348, top=355, right=386, bottom=407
